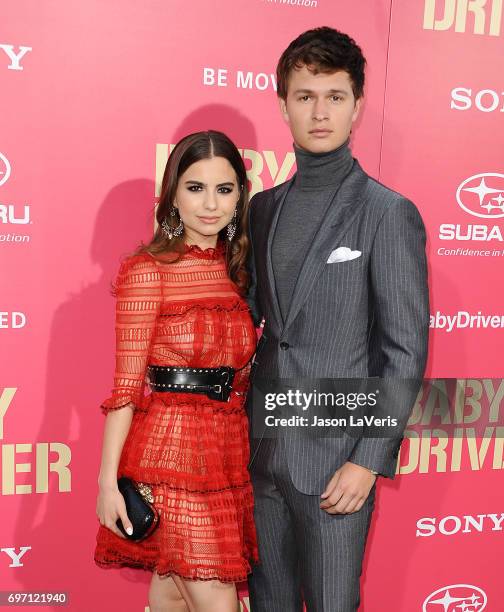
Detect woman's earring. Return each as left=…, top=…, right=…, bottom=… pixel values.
left=161, top=207, right=183, bottom=239
left=226, top=208, right=238, bottom=242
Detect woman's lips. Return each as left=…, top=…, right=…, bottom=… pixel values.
left=197, top=216, right=221, bottom=224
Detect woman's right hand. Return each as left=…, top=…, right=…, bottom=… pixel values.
left=96, top=483, right=133, bottom=539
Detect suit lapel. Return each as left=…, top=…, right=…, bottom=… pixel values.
left=264, top=175, right=295, bottom=328
left=282, top=161, right=369, bottom=332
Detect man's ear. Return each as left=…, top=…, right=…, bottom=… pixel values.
left=278, top=96, right=289, bottom=124
left=352, top=97, right=362, bottom=123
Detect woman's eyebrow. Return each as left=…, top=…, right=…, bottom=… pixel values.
left=184, top=180, right=235, bottom=187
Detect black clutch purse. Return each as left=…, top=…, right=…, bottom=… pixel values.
left=116, top=476, right=159, bottom=542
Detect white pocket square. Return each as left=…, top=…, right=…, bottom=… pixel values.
left=326, top=247, right=362, bottom=263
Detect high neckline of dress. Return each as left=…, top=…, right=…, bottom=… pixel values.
left=182, top=241, right=226, bottom=260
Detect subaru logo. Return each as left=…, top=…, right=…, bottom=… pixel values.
left=423, top=584, right=487, bottom=611
left=457, top=173, right=504, bottom=219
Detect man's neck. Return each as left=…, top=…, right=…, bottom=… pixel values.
left=293, top=139, right=354, bottom=191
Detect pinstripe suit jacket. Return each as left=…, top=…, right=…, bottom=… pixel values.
left=246, top=159, right=429, bottom=492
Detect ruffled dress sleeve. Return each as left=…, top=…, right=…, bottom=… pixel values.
left=100, top=254, right=162, bottom=414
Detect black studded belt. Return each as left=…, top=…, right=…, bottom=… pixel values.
left=147, top=365, right=236, bottom=402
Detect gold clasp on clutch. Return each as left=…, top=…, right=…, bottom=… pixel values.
left=136, top=482, right=154, bottom=504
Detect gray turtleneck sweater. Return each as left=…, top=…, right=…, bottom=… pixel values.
left=272, top=139, right=354, bottom=321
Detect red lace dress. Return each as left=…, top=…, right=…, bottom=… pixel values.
left=94, top=242, right=258, bottom=582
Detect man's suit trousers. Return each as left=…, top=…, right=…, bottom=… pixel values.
left=248, top=436, right=376, bottom=612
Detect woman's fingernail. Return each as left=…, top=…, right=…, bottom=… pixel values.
left=126, top=526, right=133, bottom=535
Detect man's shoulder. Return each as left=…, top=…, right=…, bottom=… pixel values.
left=354, top=167, right=425, bottom=236
left=358, top=168, right=423, bottom=222
left=249, top=180, right=290, bottom=208
left=363, top=173, right=409, bottom=208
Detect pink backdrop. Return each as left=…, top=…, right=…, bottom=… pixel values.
left=1, top=1, right=503, bottom=610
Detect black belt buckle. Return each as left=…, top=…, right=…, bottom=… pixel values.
left=206, top=366, right=235, bottom=402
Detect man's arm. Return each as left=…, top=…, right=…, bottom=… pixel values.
left=348, top=197, right=429, bottom=477
left=245, top=193, right=263, bottom=327
left=321, top=197, right=429, bottom=513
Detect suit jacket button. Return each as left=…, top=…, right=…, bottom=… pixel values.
left=279, top=341, right=289, bottom=350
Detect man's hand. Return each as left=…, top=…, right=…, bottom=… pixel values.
left=320, top=461, right=377, bottom=515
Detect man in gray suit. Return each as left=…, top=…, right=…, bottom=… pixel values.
left=246, top=27, right=429, bottom=611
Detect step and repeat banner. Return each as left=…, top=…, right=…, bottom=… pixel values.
left=1, top=1, right=503, bottom=610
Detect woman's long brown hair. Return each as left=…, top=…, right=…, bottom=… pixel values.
left=135, top=130, right=250, bottom=293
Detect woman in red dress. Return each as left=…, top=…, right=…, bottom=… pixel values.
left=94, top=130, right=258, bottom=611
